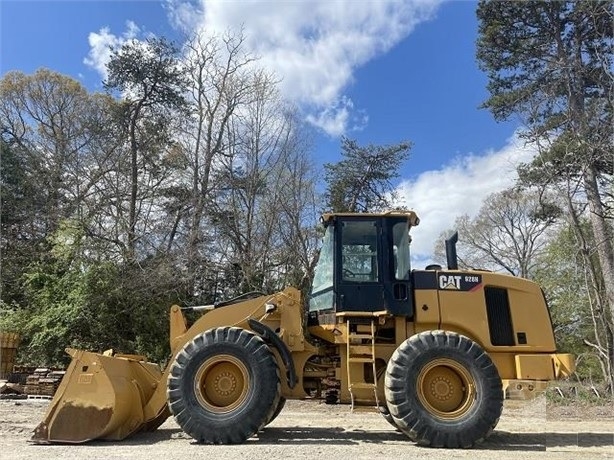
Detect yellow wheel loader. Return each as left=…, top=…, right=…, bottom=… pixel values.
left=32, top=211, right=574, bottom=448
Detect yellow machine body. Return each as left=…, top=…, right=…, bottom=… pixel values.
left=32, top=211, right=575, bottom=444
left=305, top=274, right=574, bottom=404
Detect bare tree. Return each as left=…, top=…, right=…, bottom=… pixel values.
left=0, top=69, right=109, bottom=235
left=435, top=188, right=558, bottom=278
left=168, top=31, right=260, bottom=296
left=208, top=74, right=318, bottom=296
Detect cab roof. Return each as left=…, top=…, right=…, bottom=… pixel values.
left=321, top=210, right=420, bottom=227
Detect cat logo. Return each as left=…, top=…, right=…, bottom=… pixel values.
left=439, top=275, right=461, bottom=290
left=436, top=273, right=483, bottom=292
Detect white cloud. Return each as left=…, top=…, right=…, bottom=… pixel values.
left=164, top=0, right=203, bottom=33
left=305, top=96, right=368, bottom=137
left=394, top=135, right=536, bottom=265
left=166, top=0, right=442, bottom=135
left=83, top=21, right=141, bottom=81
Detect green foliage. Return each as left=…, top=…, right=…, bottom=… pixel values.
left=18, top=234, right=90, bottom=366
left=533, top=224, right=604, bottom=381
left=477, top=0, right=614, bottom=386
left=324, top=137, right=411, bottom=212
left=0, top=138, right=45, bottom=306
left=105, top=37, right=187, bottom=109
left=0, top=301, right=22, bottom=333
left=477, top=1, right=613, bottom=127
left=2, top=220, right=187, bottom=366
left=478, top=0, right=613, bottom=185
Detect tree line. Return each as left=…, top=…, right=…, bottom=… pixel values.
left=0, top=31, right=407, bottom=365
left=1, top=2, right=612, bottom=389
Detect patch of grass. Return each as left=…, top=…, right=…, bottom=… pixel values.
left=546, top=381, right=613, bottom=406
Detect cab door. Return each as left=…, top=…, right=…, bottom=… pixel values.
left=335, top=218, right=385, bottom=312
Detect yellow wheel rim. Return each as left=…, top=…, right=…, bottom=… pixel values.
left=194, top=354, right=250, bottom=413
left=416, top=358, right=476, bottom=420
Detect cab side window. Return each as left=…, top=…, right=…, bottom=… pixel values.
left=392, top=221, right=410, bottom=280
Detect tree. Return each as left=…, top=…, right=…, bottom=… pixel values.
left=209, top=76, right=318, bottom=296
left=534, top=224, right=610, bottom=384
left=0, top=137, right=43, bottom=305
left=477, top=0, right=614, bottom=385
left=324, top=137, right=411, bottom=212
left=0, top=67, right=189, bottom=365
left=165, top=31, right=263, bottom=298
left=104, top=37, right=187, bottom=261
left=435, top=188, right=559, bottom=277
left=0, top=69, right=107, bottom=235
left=272, top=127, right=320, bottom=295
left=0, top=35, right=322, bottom=366
left=0, top=69, right=119, bottom=309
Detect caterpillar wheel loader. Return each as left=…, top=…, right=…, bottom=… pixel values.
left=32, top=211, right=574, bottom=448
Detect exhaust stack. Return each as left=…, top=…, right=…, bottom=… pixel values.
left=445, top=232, right=459, bottom=270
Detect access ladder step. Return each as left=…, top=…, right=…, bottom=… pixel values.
left=348, top=345, right=373, bottom=354
left=349, top=382, right=377, bottom=390
left=348, top=333, right=374, bottom=340
left=348, top=357, right=375, bottom=363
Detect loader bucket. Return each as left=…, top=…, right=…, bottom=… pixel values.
left=31, top=348, right=164, bottom=443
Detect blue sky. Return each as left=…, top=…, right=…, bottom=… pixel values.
left=0, top=0, right=531, bottom=261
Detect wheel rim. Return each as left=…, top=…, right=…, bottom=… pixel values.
left=194, top=354, right=250, bottom=413
left=416, top=358, right=476, bottom=420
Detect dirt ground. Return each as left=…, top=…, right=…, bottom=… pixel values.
left=1, top=397, right=612, bottom=460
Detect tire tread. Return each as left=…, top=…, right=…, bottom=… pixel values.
left=167, top=327, right=281, bottom=444
left=384, top=330, right=503, bottom=448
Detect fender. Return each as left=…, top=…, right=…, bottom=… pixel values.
left=247, top=318, right=297, bottom=389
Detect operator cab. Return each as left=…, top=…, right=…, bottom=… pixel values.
left=308, top=211, right=420, bottom=318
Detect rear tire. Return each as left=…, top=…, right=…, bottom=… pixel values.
left=167, top=327, right=280, bottom=444
left=384, top=330, right=503, bottom=448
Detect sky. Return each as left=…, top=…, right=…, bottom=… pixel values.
left=0, top=0, right=530, bottom=264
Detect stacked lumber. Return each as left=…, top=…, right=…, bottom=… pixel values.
left=9, top=365, right=36, bottom=385
left=24, top=368, right=65, bottom=396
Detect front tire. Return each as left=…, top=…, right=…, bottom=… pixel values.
left=264, top=396, right=286, bottom=426
left=167, top=327, right=280, bottom=444
left=379, top=405, right=401, bottom=431
left=384, top=330, right=503, bottom=448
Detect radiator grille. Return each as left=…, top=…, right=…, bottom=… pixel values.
left=484, top=287, right=515, bottom=346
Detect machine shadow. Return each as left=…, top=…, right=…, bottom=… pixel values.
left=479, top=430, right=614, bottom=451
left=102, top=426, right=613, bottom=451
left=256, top=426, right=405, bottom=445
left=258, top=427, right=614, bottom=449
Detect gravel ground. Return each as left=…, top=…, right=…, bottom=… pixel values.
left=1, top=397, right=613, bottom=460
